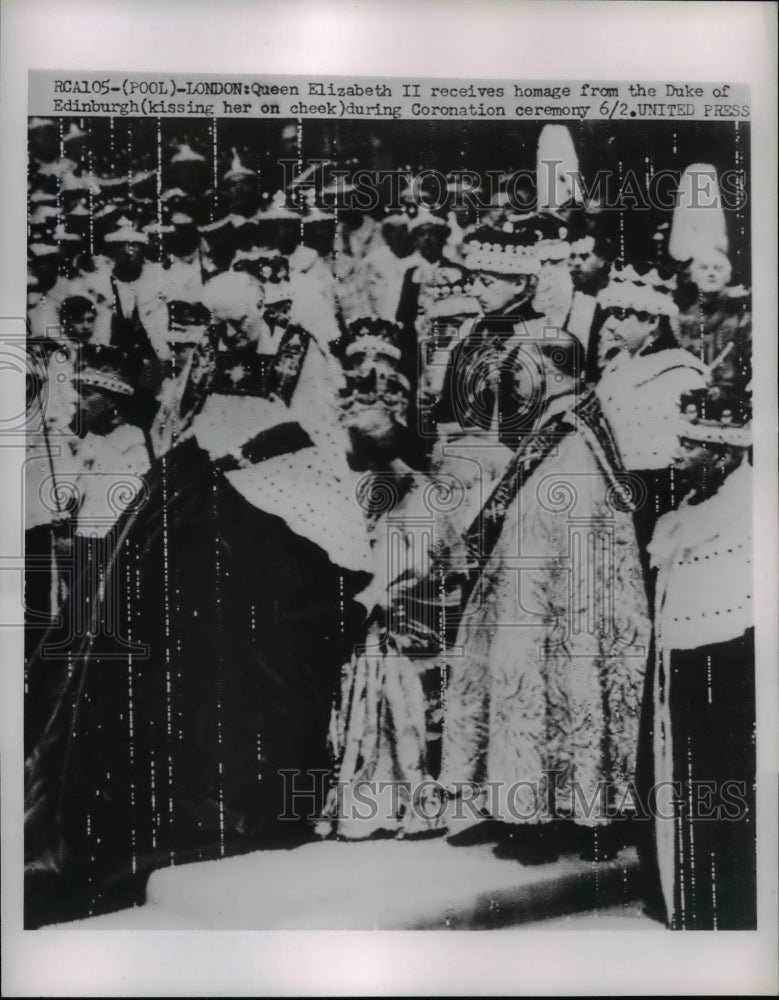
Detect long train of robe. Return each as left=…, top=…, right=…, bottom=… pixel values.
left=24, top=436, right=370, bottom=926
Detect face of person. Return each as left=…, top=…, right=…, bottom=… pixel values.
left=111, top=241, right=145, bottom=275
left=273, top=220, right=300, bottom=256
left=470, top=272, right=528, bottom=316
left=168, top=226, right=200, bottom=258
left=611, top=307, right=658, bottom=355
left=690, top=252, right=731, bottom=294
left=225, top=177, right=257, bottom=215
left=413, top=224, right=448, bottom=263
left=382, top=223, right=412, bottom=258
left=264, top=298, right=292, bottom=329
left=65, top=310, right=96, bottom=344
left=672, top=436, right=725, bottom=493
left=340, top=342, right=408, bottom=449
left=30, top=126, right=59, bottom=163
left=76, top=385, right=123, bottom=436
left=30, top=255, right=59, bottom=292
left=569, top=236, right=607, bottom=291
left=449, top=202, right=476, bottom=228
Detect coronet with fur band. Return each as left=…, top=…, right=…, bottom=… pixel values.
left=233, top=255, right=292, bottom=305
left=76, top=345, right=135, bottom=397
left=339, top=316, right=404, bottom=363
left=597, top=263, right=679, bottom=318
left=462, top=224, right=539, bottom=277
left=678, top=387, right=751, bottom=448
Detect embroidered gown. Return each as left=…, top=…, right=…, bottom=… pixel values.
left=441, top=390, right=651, bottom=829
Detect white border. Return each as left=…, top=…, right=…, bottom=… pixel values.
left=2, top=1, right=777, bottom=995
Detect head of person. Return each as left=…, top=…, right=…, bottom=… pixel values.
left=409, top=211, right=450, bottom=264
left=59, top=295, right=97, bottom=344
left=446, top=175, right=481, bottom=230
left=29, top=118, right=59, bottom=163
left=63, top=122, right=87, bottom=162
left=568, top=233, right=614, bottom=294
left=72, top=347, right=135, bottom=437
left=463, top=225, right=539, bottom=317
left=166, top=300, right=211, bottom=373
left=424, top=270, right=480, bottom=329
left=338, top=318, right=410, bottom=464
left=672, top=389, right=750, bottom=500
left=596, top=265, right=678, bottom=359
left=28, top=244, right=60, bottom=293
left=470, top=270, right=534, bottom=317
left=241, top=256, right=292, bottom=329
left=689, top=247, right=732, bottom=295
left=381, top=215, right=413, bottom=259
left=167, top=214, right=201, bottom=258
left=270, top=217, right=301, bottom=257
left=104, top=221, right=147, bottom=279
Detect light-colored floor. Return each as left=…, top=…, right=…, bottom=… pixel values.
left=56, top=837, right=655, bottom=931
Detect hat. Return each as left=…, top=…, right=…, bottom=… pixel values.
left=532, top=213, right=570, bottom=263
left=300, top=187, right=336, bottom=224
left=63, top=123, right=87, bottom=144
left=422, top=266, right=480, bottom=319
left=669, top=163, right=728, bottom=263
left=29, top=242, right=60, bottom=259
left=408, top=208, right=449, bottom=232
left=104, top=217, right=149, bottom=244
left=319, top=161, right=361, bottom=209
left=143, top=221, right=175, bottom=236
left=260, top=190, right=300, bottom=221
left=234, top=255, right=292, bottom=305
left=96, top=173, right=130, bottom=193
left=678, top=387, right=751, bottom=448
left=597, top=262, right=678, bottom=318
left=166, top=300, right=212, bottom=344
left=170, top=143, right=206, bottom=165
left=223, top=149, right=256, bottom=182
left=462, top=222, right=539, bottom=276
left=29, top=117, right=57, bottom=132
left=29, top=205, right=62, bottom=228
left=338, top=316, right=404, bottom=364
left=52, top=224, right=83, bottom=245
left=29, top=189, right=59, bottom=206
left=536, top=125, right=583, bottom=213
left=76, top=344, right=135, bottom=397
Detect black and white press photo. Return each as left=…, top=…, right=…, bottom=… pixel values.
left=20, top=80, right=758, bottom=939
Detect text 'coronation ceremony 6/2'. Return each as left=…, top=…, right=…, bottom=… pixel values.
left=22, top=108, right=754, bottom=932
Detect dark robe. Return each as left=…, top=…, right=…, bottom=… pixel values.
left=24, top=435, right=369, bottom=927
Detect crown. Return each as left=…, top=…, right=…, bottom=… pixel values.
left=678, top=387, right=751, bottom=448
left=166, top=300, right=212, bottom=342
left=597, top=262, right=679, bottom=318
left=338, top=316, right=404, bottom=363
left=76, top=345, right=135, bottom=397
left=463, top=224, right=540, bottom=276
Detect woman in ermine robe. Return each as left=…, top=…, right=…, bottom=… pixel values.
left=441, top=335, right=651, bottom=862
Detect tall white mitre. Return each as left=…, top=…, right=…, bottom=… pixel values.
left=536, top=125, right=584, bottom=212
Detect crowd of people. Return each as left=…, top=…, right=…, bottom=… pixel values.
left=24, top=116, right=754, bottom=932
